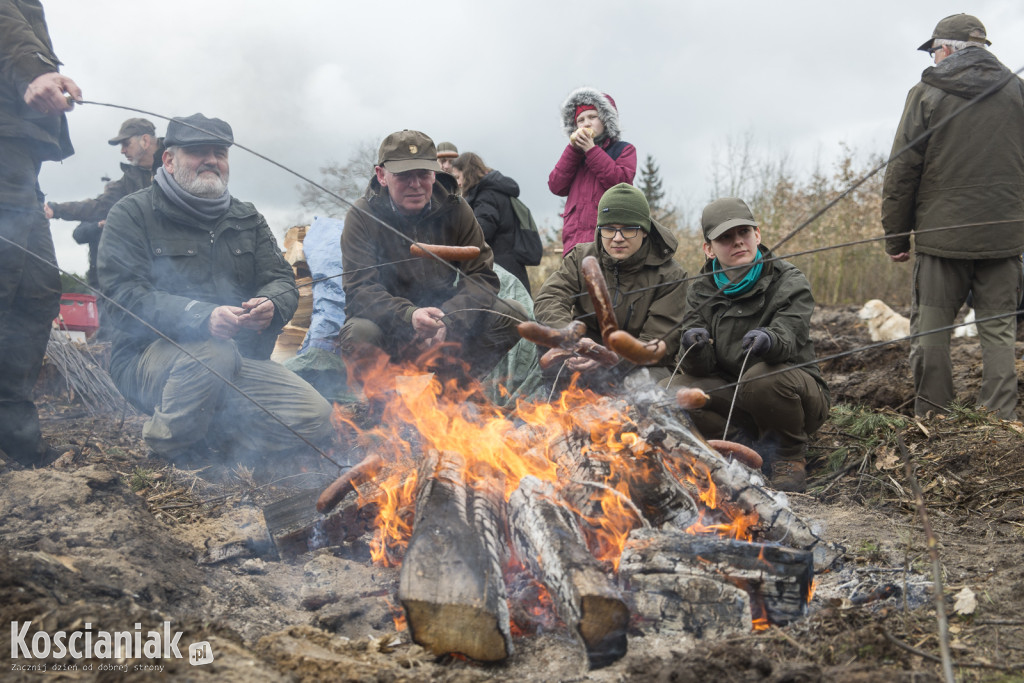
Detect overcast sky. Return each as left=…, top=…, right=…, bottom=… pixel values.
left=36, top=0, right=1024, bottom=275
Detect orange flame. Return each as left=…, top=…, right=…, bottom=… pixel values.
left=337, top=352, right=760, bottom=571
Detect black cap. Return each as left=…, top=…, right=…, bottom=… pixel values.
left=165, top=113, right=233, bottom=148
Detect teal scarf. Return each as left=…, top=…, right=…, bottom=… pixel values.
left=712, top=250, right=764, bottom=297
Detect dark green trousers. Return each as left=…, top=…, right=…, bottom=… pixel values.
left=911, top=254, right=1021, bottom=419
left=662, top=363, right=830, bottom=461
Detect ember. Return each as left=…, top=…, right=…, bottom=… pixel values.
left=297, top=357, right=831, bottom=667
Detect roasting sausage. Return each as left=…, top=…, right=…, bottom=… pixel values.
left=574, top=337, right=620, bottom=367
left=517, top=320, right=587, bottom=349
left=316, top=453, right=384, bottom=514
left=675, top=387, right=711, bottom=411
left=605, top=329, right=667, bottom=365
left=409, top=243, right=481, bottom=261
left=539, top=347, right=575, bottom=370
left=706, top=440, right=764, bottom=469
left=581, top=255, right=617, bottom=345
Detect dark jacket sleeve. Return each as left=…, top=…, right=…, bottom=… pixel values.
left=759, top=269, right=816, bottom=367
left=881, top=84, right=931, bottom=255
left=636, top=271, right=687, bottom=367
left=470, top=188, right=504, bottom=244
left=534, top=248, right=584, bottom=329
left=0, top=0, right=58, bottom=96
left=678, top=283, right=718, bottom=377
left=50, top=176, right=130, bottom=222
left=250, top=217, right=299, bottom=333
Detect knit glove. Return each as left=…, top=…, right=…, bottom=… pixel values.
left=681, top=327, right=710, bottom=351
left=741, top=328, right=772, bottom=356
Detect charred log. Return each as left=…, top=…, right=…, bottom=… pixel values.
left=620, top=528, right=813, bottom=627
left=262, top=487, right=376, bottom=560
left=633, top=393, right=838, bottom=571
left=398, top=450, right=512, bottom=662
left=508, top=476, right=629, bottom=669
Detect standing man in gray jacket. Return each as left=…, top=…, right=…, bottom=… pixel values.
left=882, top=14, right=1024, bottom=420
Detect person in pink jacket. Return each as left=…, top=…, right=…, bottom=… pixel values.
left=548, top=87, right=637, bottom=255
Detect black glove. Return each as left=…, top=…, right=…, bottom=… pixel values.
left=741, top=328, right=772, bottom=356
left=681, top=327, right=710, bottom=351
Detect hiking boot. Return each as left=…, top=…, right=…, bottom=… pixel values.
left=771, top=460, right=806, bottom=493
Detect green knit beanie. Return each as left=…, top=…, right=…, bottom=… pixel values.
left=597, top=183, right=652, bottom=233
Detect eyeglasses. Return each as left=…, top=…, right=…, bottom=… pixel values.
left=928, top=44, right=945, bottom=57
left=599, top=226, right=642, bottom=240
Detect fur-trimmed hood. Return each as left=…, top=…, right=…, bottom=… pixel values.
left=559, top=87, right=622, bottom=141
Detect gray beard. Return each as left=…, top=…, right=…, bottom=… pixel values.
left=173, top=165, right=229, bottom=198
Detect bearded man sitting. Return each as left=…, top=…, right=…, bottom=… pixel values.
left=97, top=113, right=334, bottom=464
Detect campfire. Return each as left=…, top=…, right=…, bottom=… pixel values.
left=262, top=353, right=834, bottom=668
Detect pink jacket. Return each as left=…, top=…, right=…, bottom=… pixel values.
left=548, top=139, right=637, bottom=255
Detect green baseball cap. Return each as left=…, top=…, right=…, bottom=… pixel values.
left=701, top=197, right=758, bottom=241
left=377, top=130, right=442, bottom=173
left=918, top=14, right=991, bottom=52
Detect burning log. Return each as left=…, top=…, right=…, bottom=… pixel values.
left=398, top=450, right=513, bottom=662
left=620, top=528, right=814, bottom=629
left=262, top=487, right=375, bottom=560
left=624, top=449, right=700, bottom=530
left=507, top=476, right=629, bottom=668
left=634, top=394, right=837, bottom=571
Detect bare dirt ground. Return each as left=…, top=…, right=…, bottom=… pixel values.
left=2, top=304, right=1023, bottom=682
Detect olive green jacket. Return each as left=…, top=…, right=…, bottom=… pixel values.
left=678, top=247, right=828, bottom=394
left=98, top=184, right=297, bottom=381
left=0, top=0, right=73, bottom=164
left=341, top=173, right=502, bottom=341
left=882, top=47, right=1024, bottom=259
left=533, top=220, right=687, bottom=369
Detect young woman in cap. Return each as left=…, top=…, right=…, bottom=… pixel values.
left=662, top=197, right=830, bottom=493
left=451, top=152, right=531, bottom=293
left=533, top=183, right=686, bottom=390
left=548, top=87, right=637, bottom=256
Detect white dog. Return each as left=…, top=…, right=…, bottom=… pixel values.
left=857, top=299, right=910, bottom=342
left=953, top=308, right=978, bottom=338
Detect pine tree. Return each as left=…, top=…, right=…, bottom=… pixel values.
left=638, top=154, right=676, bottom=226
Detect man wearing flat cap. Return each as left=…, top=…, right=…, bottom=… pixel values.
left=44, top=118, right=163, bottom=287
left=97, top=113, right=334, bottom=465
left=882, top=14, right=1024, bottom=420
left=339, top=129, right=524, bottom=382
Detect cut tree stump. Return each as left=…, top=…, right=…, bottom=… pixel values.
left=398, top=450, right=512, bottom=662
left=508, top=476, right=629, bottom=669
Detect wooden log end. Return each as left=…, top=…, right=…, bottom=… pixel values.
left=401, top=600, right=510, bottom=662
left=578, top=594, right=629, bottom=668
